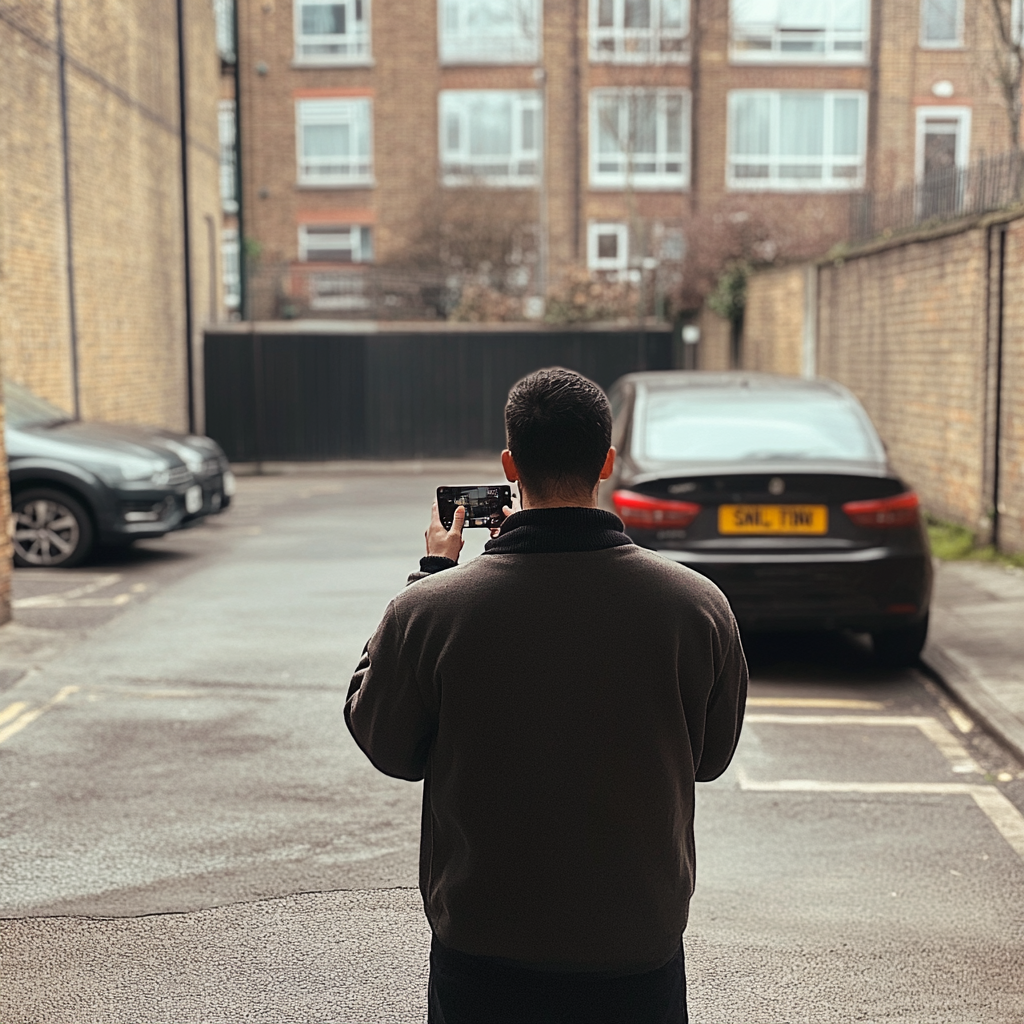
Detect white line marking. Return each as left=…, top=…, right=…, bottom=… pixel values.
left=745, top=714, right=981, bottom=775
left=0, top=686, right=80, bottom=746
left=946, top=705, right=975, bottom=734
left=13, top=594, right=132, bottom=609
left=0, top=702, right=29, bottom=727
left=747, top=697, right=885, bottom=710
left=736, top=770, right=1024, bottom=863
left=11, top=573, right=121, bottom=608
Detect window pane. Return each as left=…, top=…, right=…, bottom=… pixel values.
left=923, top=0, right=958, bottom=41
left=733, top=0, right=778, bottom=26
left=598, top=232, right=619, bottom=259
left=633, top=94, right=657, bottom=152
left=778, top=0, right=826, bottom=28
left=446, top=113, right=460, bottom=150
left=304, top=123, right=348, bottom=157
left=730, top=94, right=770, bottom=155
left=598, top=0, right=615, bottom=26
left=522, top=107, right=537, bottom=150
left=832, top=96, right=860, bottom=156
left=834, top=0, right=865, bottom=30
left=303, top=3, right=345, bottom=34
left=469, top=97, right=512, bottom=155
left=625, top=0, right=652, bottom=28
left=597, top=97, right=623, bottom=152
left=664, top=94, right=683, bottom=152
left=779, top=94, right=824, bottom=155
left=660, top=0, right=684, bottom=28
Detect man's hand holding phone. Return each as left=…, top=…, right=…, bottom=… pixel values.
left=426, top=502, right=466, bottom=562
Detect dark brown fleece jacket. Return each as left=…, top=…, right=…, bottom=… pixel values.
left=345, top=507, right=747, bottom=975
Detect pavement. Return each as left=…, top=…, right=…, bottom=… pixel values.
left=1, top=468, right=1024, bottom=1022
left=924, top=558, right=1024, bottom=766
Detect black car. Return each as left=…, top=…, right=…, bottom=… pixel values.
left=4, top=380, right=232, bottom=568
left=603, top=372, right=933, bottom=666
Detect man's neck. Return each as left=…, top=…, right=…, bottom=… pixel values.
left=520, top=492, right=599, bottom=511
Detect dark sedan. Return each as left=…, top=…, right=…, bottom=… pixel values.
left=4, top=380, right=232, bottom=568
left=603, top=372, right=932, bottom=666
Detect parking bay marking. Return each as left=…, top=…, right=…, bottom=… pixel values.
left=745, top=713, right=981, bottom=775
left=748, top=698, right=885, bottom=711
left=0, top=686, right=80, bottom=746
left=736, top=771, right=1024, bottom=862
left=12, top=573, right=126, bottom=610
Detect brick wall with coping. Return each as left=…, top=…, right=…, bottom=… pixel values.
left=737, top=210, right=1024, bottom=554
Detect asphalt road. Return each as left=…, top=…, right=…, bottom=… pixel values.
left=1, top=465, right=1022, bottom=1023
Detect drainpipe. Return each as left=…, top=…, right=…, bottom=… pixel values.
left=55, top=0, right=81, bottom=419
left=232, top=0, right=247, bottom=321
left=176, top=0, right=196, bottom=433
left=990, top=223, right=1007, bottom=550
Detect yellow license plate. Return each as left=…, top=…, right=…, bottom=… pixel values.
left=718, top=504, right=828, bottom=535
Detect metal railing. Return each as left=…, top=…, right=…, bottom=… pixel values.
left=850, top=150, right=1024, bottom=243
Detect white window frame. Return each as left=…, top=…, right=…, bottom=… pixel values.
left=439, top=0, right=540, bottom=65
left=298, top=224, right=373, bottom=263
left=920, top=0, right=963, bottom=49
left=587, top=222, right=630, bottom=271
left=296, top=98, right=374, bottom=187
left=214, top=0, right=235, bottom=61
left=294, top=0, right=372, bottom=65
left=589, top=0, right=691, bottom=64
left=218, top=100, right=238, bottom=213
left=439, top=90, right=542, bottom=187
left=222, top=228, right=240, bottom=311
left=726, top=89, right=868, bottom=191
left=590, top=88, right=691, bottom=190
left=915, top=106, right=971, bottom=180
left=730, top=0, right=870, bottom=64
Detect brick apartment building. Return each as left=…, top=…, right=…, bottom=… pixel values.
left=223, top=0, right=1019, bottom=322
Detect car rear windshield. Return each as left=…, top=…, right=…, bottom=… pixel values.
left=3, top=380, right=74, bottom=429
left=641, top=388, right=882, bottom=462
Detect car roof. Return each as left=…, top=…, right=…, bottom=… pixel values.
left=618, top=370, right=854, bottom=401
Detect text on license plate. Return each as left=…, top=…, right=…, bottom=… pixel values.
left=718, top=504, right=828, bottom=535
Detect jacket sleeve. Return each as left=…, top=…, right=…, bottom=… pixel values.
left=345, top=600, right=436, bottom=782
left=695, top=612, right=748, bottom=782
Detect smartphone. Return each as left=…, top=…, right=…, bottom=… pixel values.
left=437, top=485, right=513, bottom=530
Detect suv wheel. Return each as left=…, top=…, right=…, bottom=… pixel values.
left=872, top=614, right=929, bottom=669
left=12, top=487, right=95, bottom=568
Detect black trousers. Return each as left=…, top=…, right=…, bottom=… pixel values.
left=427, top=936, right=688, bottom=1024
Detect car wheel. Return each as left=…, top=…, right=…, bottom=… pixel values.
left=872, top=614, right=929, bottom=668
left=12, top=487, right=95, bottom=568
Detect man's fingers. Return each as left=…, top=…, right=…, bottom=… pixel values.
left=450, top=505, right=466, bottom=535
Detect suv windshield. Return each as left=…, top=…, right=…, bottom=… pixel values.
left=641, top=388, right=882, bottom=462
left=3, top=380, right=74, bottom=429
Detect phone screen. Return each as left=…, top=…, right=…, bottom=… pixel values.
left=437, top=485, right=513, bottom=530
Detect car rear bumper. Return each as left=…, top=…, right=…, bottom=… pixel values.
left=657, top=546, right=932, bottom=632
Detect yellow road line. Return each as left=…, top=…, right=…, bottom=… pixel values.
left=0, top=702, right=29, bottom=727
left=0, top=686, right=80, bottom=746
left=747, top=697, right=885, bottom=710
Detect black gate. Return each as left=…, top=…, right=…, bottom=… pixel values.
left=204, top=326, right=675, bottom=461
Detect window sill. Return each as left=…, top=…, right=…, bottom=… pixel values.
left=726, top=180, right=864, bottom=192
left=919, top=41, right=965, bottom=50
left=728, top=51, right=868, bottom=66
left=291, top=58, right=375, bottom=69
left=442, top=175, right=540, bottom=188
left=589, top=180, right=690, bottom=192
left=440, top=56, right=539, bottom=66
left=588, top=52, right=691, bottom=65
left=296, top=180, right=376, bottom=190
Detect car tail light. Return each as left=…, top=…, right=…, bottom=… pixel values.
left=842, top=491, right=920, bottom=528
left=613, top=490, right=701, bottom=529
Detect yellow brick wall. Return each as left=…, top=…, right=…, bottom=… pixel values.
left=0, top=0, right=221, bottom=432
left=742, top=265, right=805, bottom=375
left=817, top=226, right=990, bottom=532
left=697, top=306, right=733, bottom=370
left=995, top=219, right=1024, bottom=553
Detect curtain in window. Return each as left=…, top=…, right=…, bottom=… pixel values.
left=834, top=0, right=865, bottom=30
left=730, top=93, right=770, bottom=155
left=779, top=94, right=824, bottom=155
left=661, top=0, right=685, bottom=28
left=624, top=0, right=651, bottom=28
left=597, top=96, right=625, bottom=154
left=468, top=96, right=513, bottom=156
left=833, top=97, right=860, bottom=155
left=733, top=0, right=778, bottom=27
left=778, top=0, right=826, bottom=29
left=303, top=2, right=344, bottom=35
left=304, top=124, right=347, bottom=158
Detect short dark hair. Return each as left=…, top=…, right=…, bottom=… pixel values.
left=505, top=367, right=612, bottom=498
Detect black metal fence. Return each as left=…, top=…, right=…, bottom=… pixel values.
left=850, top=150, right=1024, bottom=243
left=204, top=326, right=674, bottom=462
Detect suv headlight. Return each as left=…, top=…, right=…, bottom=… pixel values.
left=120, top=457, right=166, bottom=482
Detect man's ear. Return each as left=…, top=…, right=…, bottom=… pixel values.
left=599, top=447, right=616, bottom=481
left=501, top=449, right=519, bottom=483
